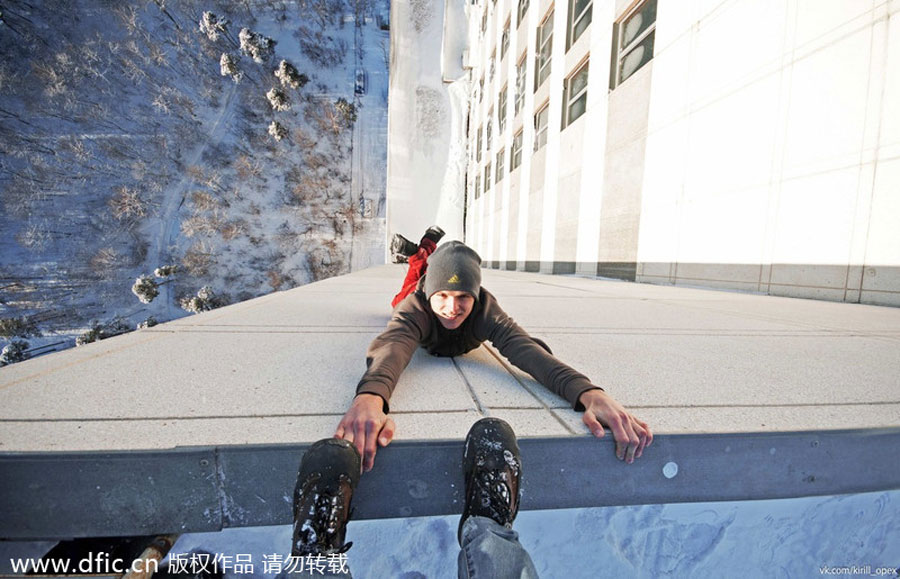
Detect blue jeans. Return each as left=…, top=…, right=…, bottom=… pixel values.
left=457, top=516, right=540, bottom=579
left=286, top=516, right=539, bottom=578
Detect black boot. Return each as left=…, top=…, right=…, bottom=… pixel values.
left=421, top=225, right=445, bottom=245
left=458, top=417, right=522, bottom=544
left=390, top=233, right=419, bottom=263
left=292, top=439, right=362, bottom=556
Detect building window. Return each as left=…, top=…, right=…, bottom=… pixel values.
left=511, top=130, right=523, bottom=170
left=567, top=0, right=592, bottom=49
left=563, top=60, right=589, bottom=128
left=514, top=56, right=526, bottom=115
left=498, top=87, right=508, bottom=134
left=484, top=162, right=492, bottom=191
left=475, top=174, right=482, bottom=199
left=534, top=102, right=549, bottom=151
left=517, top=0, right=529, bottom=26
left=479, top=76, right=484, bottom=102
left=476, top=126, right=483, bottom=161
left=610, top=0, right=657, bottom=89
left=481, top=8, right=488, bottom=34
left=501, top=21, right=510, bottom=60
left=496, top=149, right=505, bottom=183
left=486, top=118, right=493, bottom=151
left=489, top=51, right=496, bottom=82
left=535, top=10, right=553, bottom=91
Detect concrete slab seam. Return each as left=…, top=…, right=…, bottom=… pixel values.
left=481, top=344, right=579, bottom=435
left=503, top=329, right=878, bottom=337
left=0, top=408, right=508, bottom=424
left=450, top=357, right=486, bottom=416
left=145, top=328, right=385, bottom=335
left=621, top=401, right=900, bottom=409
left=532, top=280, right=593, bottom=293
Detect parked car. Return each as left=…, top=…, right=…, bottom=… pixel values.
left=355, top=69, right=367, bottom=95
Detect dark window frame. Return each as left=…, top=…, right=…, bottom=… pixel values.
left=517, top=0, right=529, bottom=26
left=511, top=130, right=524, bottom=170
left=476, top=125, right=483, bottom=162
left=486, top=115, right=493, bottom=151
left=563, top=59, right=589, bottom=129
left=609, top=0, right=657, bottom=89
left=534, top=101, right=550, bottom=151
left=498, top=86, right=508, bottom=134
left=514, top=54, right=527, bottom=115
left=501, top=19, right=511, bottom=60
left=534, top=10, right=554, bottom=91
left=566, top=0, right=592, bottom=50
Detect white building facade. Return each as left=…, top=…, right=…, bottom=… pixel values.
left=462, top=0, right=900, bottom=306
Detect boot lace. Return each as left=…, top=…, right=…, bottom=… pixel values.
left=293, top=475, right=354, bottom=556
left=471, top=469, right=516, bottom=526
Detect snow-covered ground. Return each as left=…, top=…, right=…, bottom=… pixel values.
left=1, top=0, right=389, bottom=362
left=91, top=490, right=900, bottom=577
left=1, top=491, right=897, bottom=577
left=348, top=11, right=390, bottom=271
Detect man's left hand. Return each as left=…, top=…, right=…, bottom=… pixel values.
left=579, top=389, right=652, bottom=464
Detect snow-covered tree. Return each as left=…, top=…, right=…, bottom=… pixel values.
left=180, top=286, right=226, bottom=313
left=199, top=11, right=228, bottom=41
left=132, top=275, right=159, bottom=303
left=298, top=26, right=348, bottom=67
left=198, top=286, right=215, bottom=301
left=155, top=264, right=177, bottom=277
left=274, top=60, right=308, bottom=89
left=17, top=222, right=51, bottom=251
left=334, top=97, right=357, bottom=126
left=220, top=53, right=243, bottom=83
left=137, top=317, right=158, bottom=329
left=76, top=318, right=131, bottom=346
left=152, top=92, right=171, bottom=114
left=0, top=316, right=38, bottom=338
left=109, top=186, right=147, bottom=220
left=268, top=120, right=288, bottom=141
left=76, top=326, right=101, bottom=346
left=239, top=28, right=276, bottom=63
left=266, top=87, right=291, bottom=111
left=106, top=318, right=131, bottom=336
left=0, top=340, right=29, bottom=366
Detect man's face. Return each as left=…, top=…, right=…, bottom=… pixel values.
left=429, top=290, right=476, bottom=330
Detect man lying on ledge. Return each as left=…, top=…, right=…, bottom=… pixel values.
left=335, top=227, right=653, bottom=472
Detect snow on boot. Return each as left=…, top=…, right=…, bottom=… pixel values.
left=421, top=225, right=445, bottom=246
left=390, top=233, right=419, bottom=263
left=458, top=417, right=522, bottom=544
left=292, top=438, right=361, bottom=556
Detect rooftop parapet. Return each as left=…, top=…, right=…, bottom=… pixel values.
left=2, top=266, right=899, bottom=538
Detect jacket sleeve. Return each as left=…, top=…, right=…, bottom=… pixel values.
left=355, top=297, right=431, bottom=413
left=476, top=292, right=602, bottom=410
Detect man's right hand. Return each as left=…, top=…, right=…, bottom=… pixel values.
left=334, top=393, right=396, bottom=473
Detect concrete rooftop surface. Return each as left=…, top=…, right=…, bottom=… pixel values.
left=1, top=264, right=899, bottom=451
left=2, top=265, right=900, bottom=538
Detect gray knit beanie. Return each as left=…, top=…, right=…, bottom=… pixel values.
left=423, top=241, right=482, bottom=300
